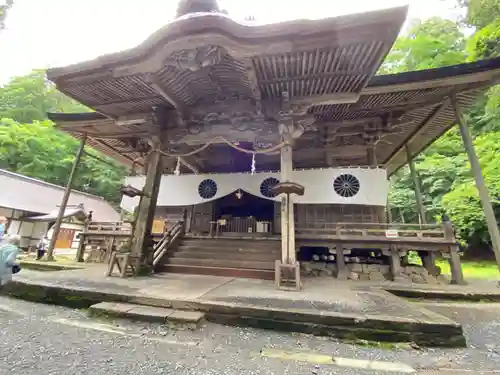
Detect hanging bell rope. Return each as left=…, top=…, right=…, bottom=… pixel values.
left=251, top=152, right=256, bottom=175
left=174, top=157, right=181, bottom=176
left=154, top=136, right=287, bottom=158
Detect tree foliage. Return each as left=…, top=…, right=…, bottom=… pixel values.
left=0, top=70, right=90, bottom=123
left=381, top=12, right=500, bottom=254
left=467, top=19, right=500, bottom=60
left=0, top=71, right=126, bottom=205
left=459, top=0, right=500, bottom=29
left=379, top=18, right=467, bottom=74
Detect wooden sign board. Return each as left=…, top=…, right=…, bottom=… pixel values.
left=385, top=229, right=399, bottom=238
left=152, top=219, right=165, bottom=234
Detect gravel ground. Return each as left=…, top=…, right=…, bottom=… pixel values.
left=0, top=296, right=499, bottom=374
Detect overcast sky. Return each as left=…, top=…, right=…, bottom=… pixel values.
left=0, top=0, right=461, bottom=84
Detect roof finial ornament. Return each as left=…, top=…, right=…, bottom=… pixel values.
left=175, top=0, right=227, bottom=18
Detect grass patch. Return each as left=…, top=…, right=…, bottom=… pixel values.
left=408, top=251, right=499, bottom=280
left=19, top=260, right=82, bottom=272
left=436, top=259, right=500, bottom=280
left=19, top=254, right=77, bottom=265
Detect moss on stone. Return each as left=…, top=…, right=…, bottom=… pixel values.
left=345, top=339, right=413, bottom=350
left=19, top=261, right=82, bottom=272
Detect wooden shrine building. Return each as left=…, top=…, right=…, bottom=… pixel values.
left=46, top=1, right=500, bottom=287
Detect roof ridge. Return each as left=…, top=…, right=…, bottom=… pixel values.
left=0, top=168, right=107, bottom=201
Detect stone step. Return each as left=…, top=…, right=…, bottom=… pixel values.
left=177, top=242, right=281, bottom=254
left=167, top=257, right=275, bottom=270
left=181, top=239, right=280, bottom=249
left=162, top=264, right=275, bottom=280
left=89, top=302, right=205, bottom=326
left=172, top=250, right=279, bottom=262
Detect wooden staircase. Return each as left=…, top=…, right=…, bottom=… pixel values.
left=156, top=236, right=281, bottom=279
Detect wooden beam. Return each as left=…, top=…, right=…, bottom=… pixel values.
left=145, top=74, right=187, bottom=114
left=87, top=137, right=142, bottom=166
left=241, top=58, right=262, bottom=113
left=85, top=131, right=151, bottom=139
left=348, top=97, right=446, bottom=115
left=405, top=144, right=426, bottom=225
left=46, top=134, right=87, bottom=261
left=383, top=99, right=450, bottom=167
left=362, top=70, right=500, bottom=96
left=290, top=92, right=360, bottom=107
left=131, top=145, right=163, bottom=271
left=93, top=95, right=160, bottom=108
left=179, top=157, right=199, bottom=173
left=259, top=70, right=364, bottom=84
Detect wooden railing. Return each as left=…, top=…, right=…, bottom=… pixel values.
left=209, top=218, right=272, bottom=236
left=295, top=221, right=455, bottom=243
left=86, top=221, right=132, bottom=234
left=152, top=221, right=184, bottom=266
left=77, top=221, right=132, bottom=263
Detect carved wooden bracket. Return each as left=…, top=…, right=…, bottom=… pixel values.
left=163, top=45, right=226, bottom=71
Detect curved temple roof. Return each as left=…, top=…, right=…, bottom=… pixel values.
left=46, top=6, right=500, bottom=175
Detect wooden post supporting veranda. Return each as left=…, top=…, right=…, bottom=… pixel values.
left=405, top=144, right=427, bottom=225
left=280, top=140, right=296, bottom=265
left=404, top=144, right=438, bottom=274
left=46, top=133, right=87, bottom=261
left=130, top=144, right=163, bottom=273
left=453, top=95, right=500, bottom=273
left=386, top=202, right=393, bottom=223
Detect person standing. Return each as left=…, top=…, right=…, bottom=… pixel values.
left=36, top=236, right=49, bottom=260
left=0, top=217, right=6, bottom=241
left=0, top=235, right=21, bottom=288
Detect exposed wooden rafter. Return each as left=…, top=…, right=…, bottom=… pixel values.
left=144, top=74, right=187, bottom=115
left=290, top=92, right=361, bottom=108
left=179, top=157, right=199, bottom=173
left=383, top=99, right=450, bottom=167
left=241, top=58, right=262, bottom=113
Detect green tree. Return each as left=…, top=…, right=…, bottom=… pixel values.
left=0, top=70, right=89, bottom=123
left=467, top=19, right=500, bottom=60
left=379, top=17, right=467, bottom=74
left=0, top=118, right=127, bottom=204
left=442, top=132, right=500, bottom=244
left=0, top=70, right=126, bottom=205
left=381, top=13, right=500, bottom=253
left=458, top=0, right=500, bottom=29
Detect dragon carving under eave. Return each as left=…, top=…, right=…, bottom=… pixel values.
left=163, top=45, right=226, bottom=72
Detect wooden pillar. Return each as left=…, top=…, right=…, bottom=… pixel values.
left=405, top=143, right=437, bottom=272
left=367, top=146, right=375, bottom=166
left=443, top=220, right=465, bottom=284
left=386, top=176, right=393, bottom=224
left=386, top=203, right=393, bottom=224
left=453, top=96, right=500, bottom=272
left=388, top=247, right=404, bottom=282
left=130, top=146, right=163, bottom=271
left=5, top=209, right=15, bottom=233
left=280, top=140, right=295, bottom=264
left=405, top=144, right=426, bottom=225
left=335, top=245, right=347, bottom=280
left=47, top=133, right=87, bottom=261
left=75, top=219, right=89, bottom=262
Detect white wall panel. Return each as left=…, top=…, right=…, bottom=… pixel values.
left=120, top=168, right=388, bottom=211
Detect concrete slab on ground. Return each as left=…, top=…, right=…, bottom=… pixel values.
left=90, top=301, right=175, bottom=323
left=168, top=310, right=205, bottom=323
left=2, top=265, right=475, bottom=346
left=89, top=301, right=205, bottom=325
